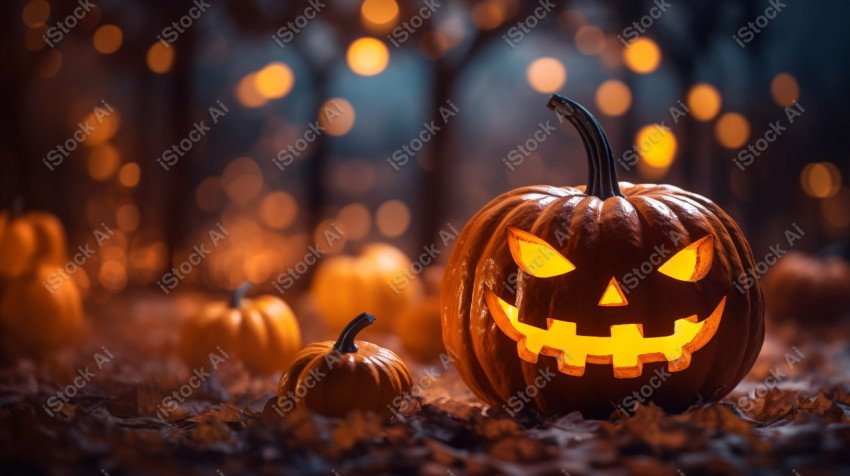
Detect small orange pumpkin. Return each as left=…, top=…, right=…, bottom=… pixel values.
left=763, top=251, right=850, bottom=321
left=277, top=312, right=412, bottom=418
left=180, top=284, right=302, bottom=374
left=0, top=210, right=68, bottom=280
left=396, top=297, right=445, bottom=362
left=0, top=265, right=84, bottom=357
left=311, top=244, right=422, bottom=331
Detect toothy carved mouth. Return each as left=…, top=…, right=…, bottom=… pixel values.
left=484, top=290, right=725, bottom=378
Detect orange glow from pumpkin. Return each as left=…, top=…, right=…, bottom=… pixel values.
left=598, top=278, right=628, bottom=307
left=507, top=227, right=575, bottom=278
left=658, top=236, right=714, bottom=281
left=485, top=291, right=726, bottom=378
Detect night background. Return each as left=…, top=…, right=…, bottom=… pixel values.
left=1, top=0, right=849, bottom=474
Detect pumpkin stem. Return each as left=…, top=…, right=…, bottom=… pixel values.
left=332, top=312, right=376, bottom=354
left=229, top=282, right=252, bottom=308
left=547, top=94, right=623, bottom=200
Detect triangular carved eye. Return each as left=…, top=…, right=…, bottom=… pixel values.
left=507, top=227, right=576, bottom=278
left=658, top=235, right=714, bottom=282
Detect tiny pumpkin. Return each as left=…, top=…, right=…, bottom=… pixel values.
left=180, top=284, right=301, bottom=374
left=441, top=95, right=764, bottom=417
left=311, top=244, right=422, bottom=331
left=0, top=265, right=84, bottom=357
left=277, top=312, right=412, bottom=418
left=763, top=251, right=850, bottom=321
left=396, top=297, right=445, bottom=362
left=0, top=210, right=68, bottom=280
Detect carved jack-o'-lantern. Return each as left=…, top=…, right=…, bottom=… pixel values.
left=441, top=95, right=764, bottom=417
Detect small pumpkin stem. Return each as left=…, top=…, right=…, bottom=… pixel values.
left=332, top=312, right=376, bottom=354
left=547, top=94, right=623, bottom=200
left=229, top=283, right=253, bottom=308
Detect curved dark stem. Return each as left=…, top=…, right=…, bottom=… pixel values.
left=229, top=283, right=253, bottom=308
left=332, top=312, right=376, bottom=354
left=547, top=95, right=623, bottom=199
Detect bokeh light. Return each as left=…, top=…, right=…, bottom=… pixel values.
left=526, top=57, right=567, bottom=93
left=623, top=38, right=661, bottom=74
left=22, top=0, right=50, bottom=28
left=361, top=0, right=399, bottom=31
left=715, top=113, right=750, bottom=149
left=255, top=62, right=295, bottom=99
left=116, top=204, right=140, bottom=232
left=687, top=83, right=722, bottom=121
left=87, top=144, right=120, bottom=181
left=319, top=98, right=356, bottom=136
left=771, top=72, right=800, bottom=107
left=195, top=177, right=226, bottom=212
left=259, top=191, right=298, bottom=230
left=346, top=37, right=390, bottom=76
left=93, top=25, right=123, bottom=54
left=471, top=1, right=507, bottom=30
left=376, top=200, right=411, bottom=237
left=801, top=162, right=842, bottom=198
left=575, top=25, right=606, bottom=55
left=821, top=187, right=850, bottom=228
left=236, top=73, right=266, bottom=108
left=337, top=203, right=372, bottom=240
left=595, top=80, right=632, bottom=117
left=146, top=43, right=175, bottom=74
left=37, top=50, right=62, bottom=78
left=118, top=163, right=140, bottom=187
left=223, top=157, right=264, bottom=203
left=635, top=124, right=677, bottom=169
left=82, top=109, right=121, bottom=146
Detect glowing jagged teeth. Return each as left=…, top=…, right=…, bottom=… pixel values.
left=484, top=290, right=726, bottom=378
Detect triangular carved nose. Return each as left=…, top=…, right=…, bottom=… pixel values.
left=598, top=277, right=628, bottom=307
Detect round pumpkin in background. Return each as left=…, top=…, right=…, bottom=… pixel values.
left=440, top=95, right=764, bottom=418
left=0, top=210, right=69, bottom=280
left=180, top=284, right=302, bottom=374
left=311, top=243, right=422, bottom=332
left=276, top=312, right=412, bottom=418
left=763, top=251, right=850, bottom=322
left=0, top=265, right=84, bottom=357
left=396, top=297, right=445, bottom=362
